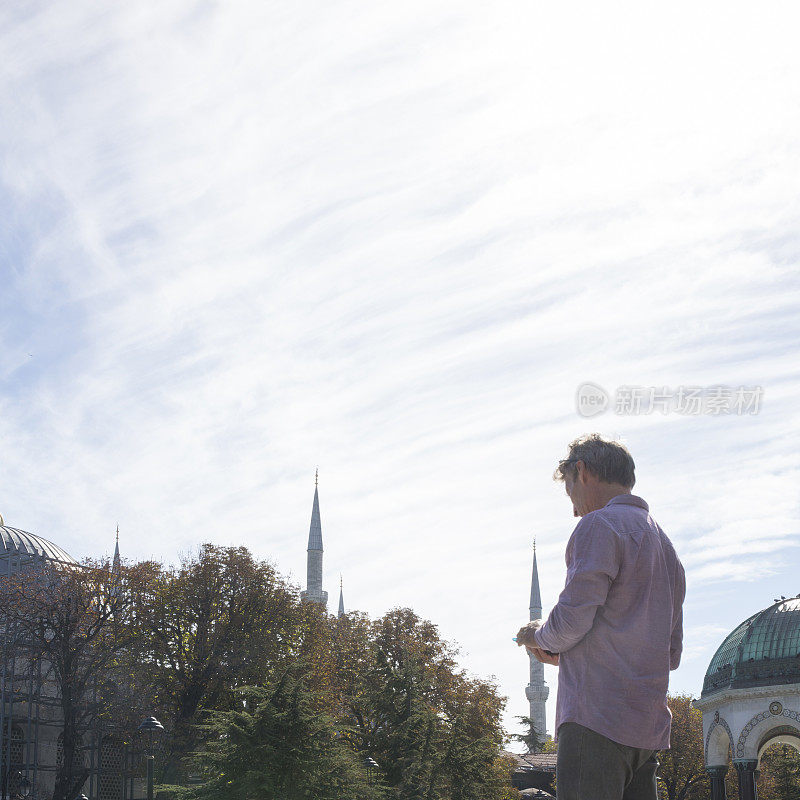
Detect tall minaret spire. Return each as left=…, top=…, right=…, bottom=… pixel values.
left=301, top=470, right=328, bottom=606
left=337, top=574, right=345, bottom=618
left=113, top=524, right=121, bottom=573
left=110, top=524, right=122, bottom=598
left=525, top=538, right=549, bottom=747
left=529, top=539, right=542, bottom=619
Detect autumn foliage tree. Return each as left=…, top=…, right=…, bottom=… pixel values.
left=330, top=607, right=513, bottom=800
left=757, top=743, right=800, bottom=799
left=3, top=544, right=515, bottom=800
left=0, top=558, right=149, bottom=800
left=128, top=544, right=306, bottom=778
left=657, top=694, right=706, bottom=800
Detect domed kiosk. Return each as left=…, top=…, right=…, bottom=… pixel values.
left=694, top=597, right=800, bottom=800
left=1, top=519, right=78, bottom=574
left=1, top=517, right=80, bottom=799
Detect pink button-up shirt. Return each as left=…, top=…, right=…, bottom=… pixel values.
left=534, top=494, right=685, bottom=750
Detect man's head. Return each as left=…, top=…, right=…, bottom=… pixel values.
left=553, top=434, right=635, bottom=517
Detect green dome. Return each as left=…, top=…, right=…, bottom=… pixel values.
left=702, top=597, right=800, bottom=697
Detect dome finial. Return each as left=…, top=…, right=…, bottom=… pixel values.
left=315, top=467, right=319, bottom=487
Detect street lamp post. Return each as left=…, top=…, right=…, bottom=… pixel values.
left=363, top=757, right=378, bottom=787
left=2, top=771, right=31, bottom=800
left=6, top=771, right=31, bottom=799
left=137, top=716, right=165, bottom=800
left=17, top=776, right=31, bottom=798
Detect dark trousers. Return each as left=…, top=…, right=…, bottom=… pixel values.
left=556, top=722, right=659, bottom=800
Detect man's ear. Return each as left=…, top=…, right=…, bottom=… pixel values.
left=576, top=460, right=588, bottom=483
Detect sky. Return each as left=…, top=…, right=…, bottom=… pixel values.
left=1, top=0, right=800, bottom=744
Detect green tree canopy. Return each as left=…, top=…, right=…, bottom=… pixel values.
left=177, top=664, right=380, bottom=800
left=130, top=544, right=306, bottom=774
left=332, top=607, right=513, bottom=800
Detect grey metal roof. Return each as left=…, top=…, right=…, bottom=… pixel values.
left=702, top=597, right=800, bottom=697
left=519, top=752, right=558, bottom=771
left=307, top=486, right=323, bottom=551
left=0, top=525, right=78, bottom=565
left=503, top=750, right=558, bottom=772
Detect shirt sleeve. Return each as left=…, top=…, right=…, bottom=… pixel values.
left=669, top=560, right=686, bottom=670
left=534, top=513, right=622, bottom=654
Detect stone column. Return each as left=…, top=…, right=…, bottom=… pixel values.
left=707, top=765, right=728, bottom=800
left=734, top=759, right=758, bottom=800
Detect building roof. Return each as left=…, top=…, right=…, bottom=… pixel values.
left=503, top=750, right=558, bottom=773
left=0, top=525, right=78, bottom=566
left=702, top=596, right=800, bottom=697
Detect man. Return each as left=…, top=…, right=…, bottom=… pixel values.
left=517, top=434, right=685, bottom=800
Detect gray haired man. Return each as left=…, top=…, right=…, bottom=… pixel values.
left=517, top=434, right=685, bottom=800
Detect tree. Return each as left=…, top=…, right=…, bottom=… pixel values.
left=757, top=743, right=800, bottom=799
left=657, top=694, right=706, bottom=800
left=176, top=664, right=380, bottom=800
left=331, top=607, right=511, bottom=800
left=1, top=539, right=534, bottom=800
left=437, top=675, right=514, bottom=800
left=130, top=544, right=306, bottom=776
left=0, top=558, right=148, bottom=800
left=512, top=716, right=546, bottom=754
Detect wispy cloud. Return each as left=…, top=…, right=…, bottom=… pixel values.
left=1, top=0, right=799, bottom=738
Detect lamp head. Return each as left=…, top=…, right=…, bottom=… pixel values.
left=137, top=716, right=164, bottom=733
left=18, top=775, right=31, bottom=797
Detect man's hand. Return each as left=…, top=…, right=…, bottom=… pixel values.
left=516, top=619, right=543, bottom=647
left=516, top=620, right=559, bottom=666
left=528, top=647, right=560, bottom=666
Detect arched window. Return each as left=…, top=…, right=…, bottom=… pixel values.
left=98, top=736, right=125, bottom=800
left=9, top=725, right=24, bottom=766
left=56, top=732, right=85, bottom=770
left=2, top=727, right=25, bottom=798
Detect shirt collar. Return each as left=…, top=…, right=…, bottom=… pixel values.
left=605, top=494, right=649, bottom=511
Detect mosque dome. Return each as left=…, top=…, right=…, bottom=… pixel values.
left=702, top=597, right=800, bottom=697
left=0, top=522, right=78, bottom=567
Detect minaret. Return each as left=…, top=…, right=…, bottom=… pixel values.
left=300, top=470, right=328, bottom=606
left=525, top=540, right=549, bottom=746
left=113, top=524, right=121, bottom=574
left=337, top=575, right=345, bottom=618
left=110, top=524, right=122, bottom=598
